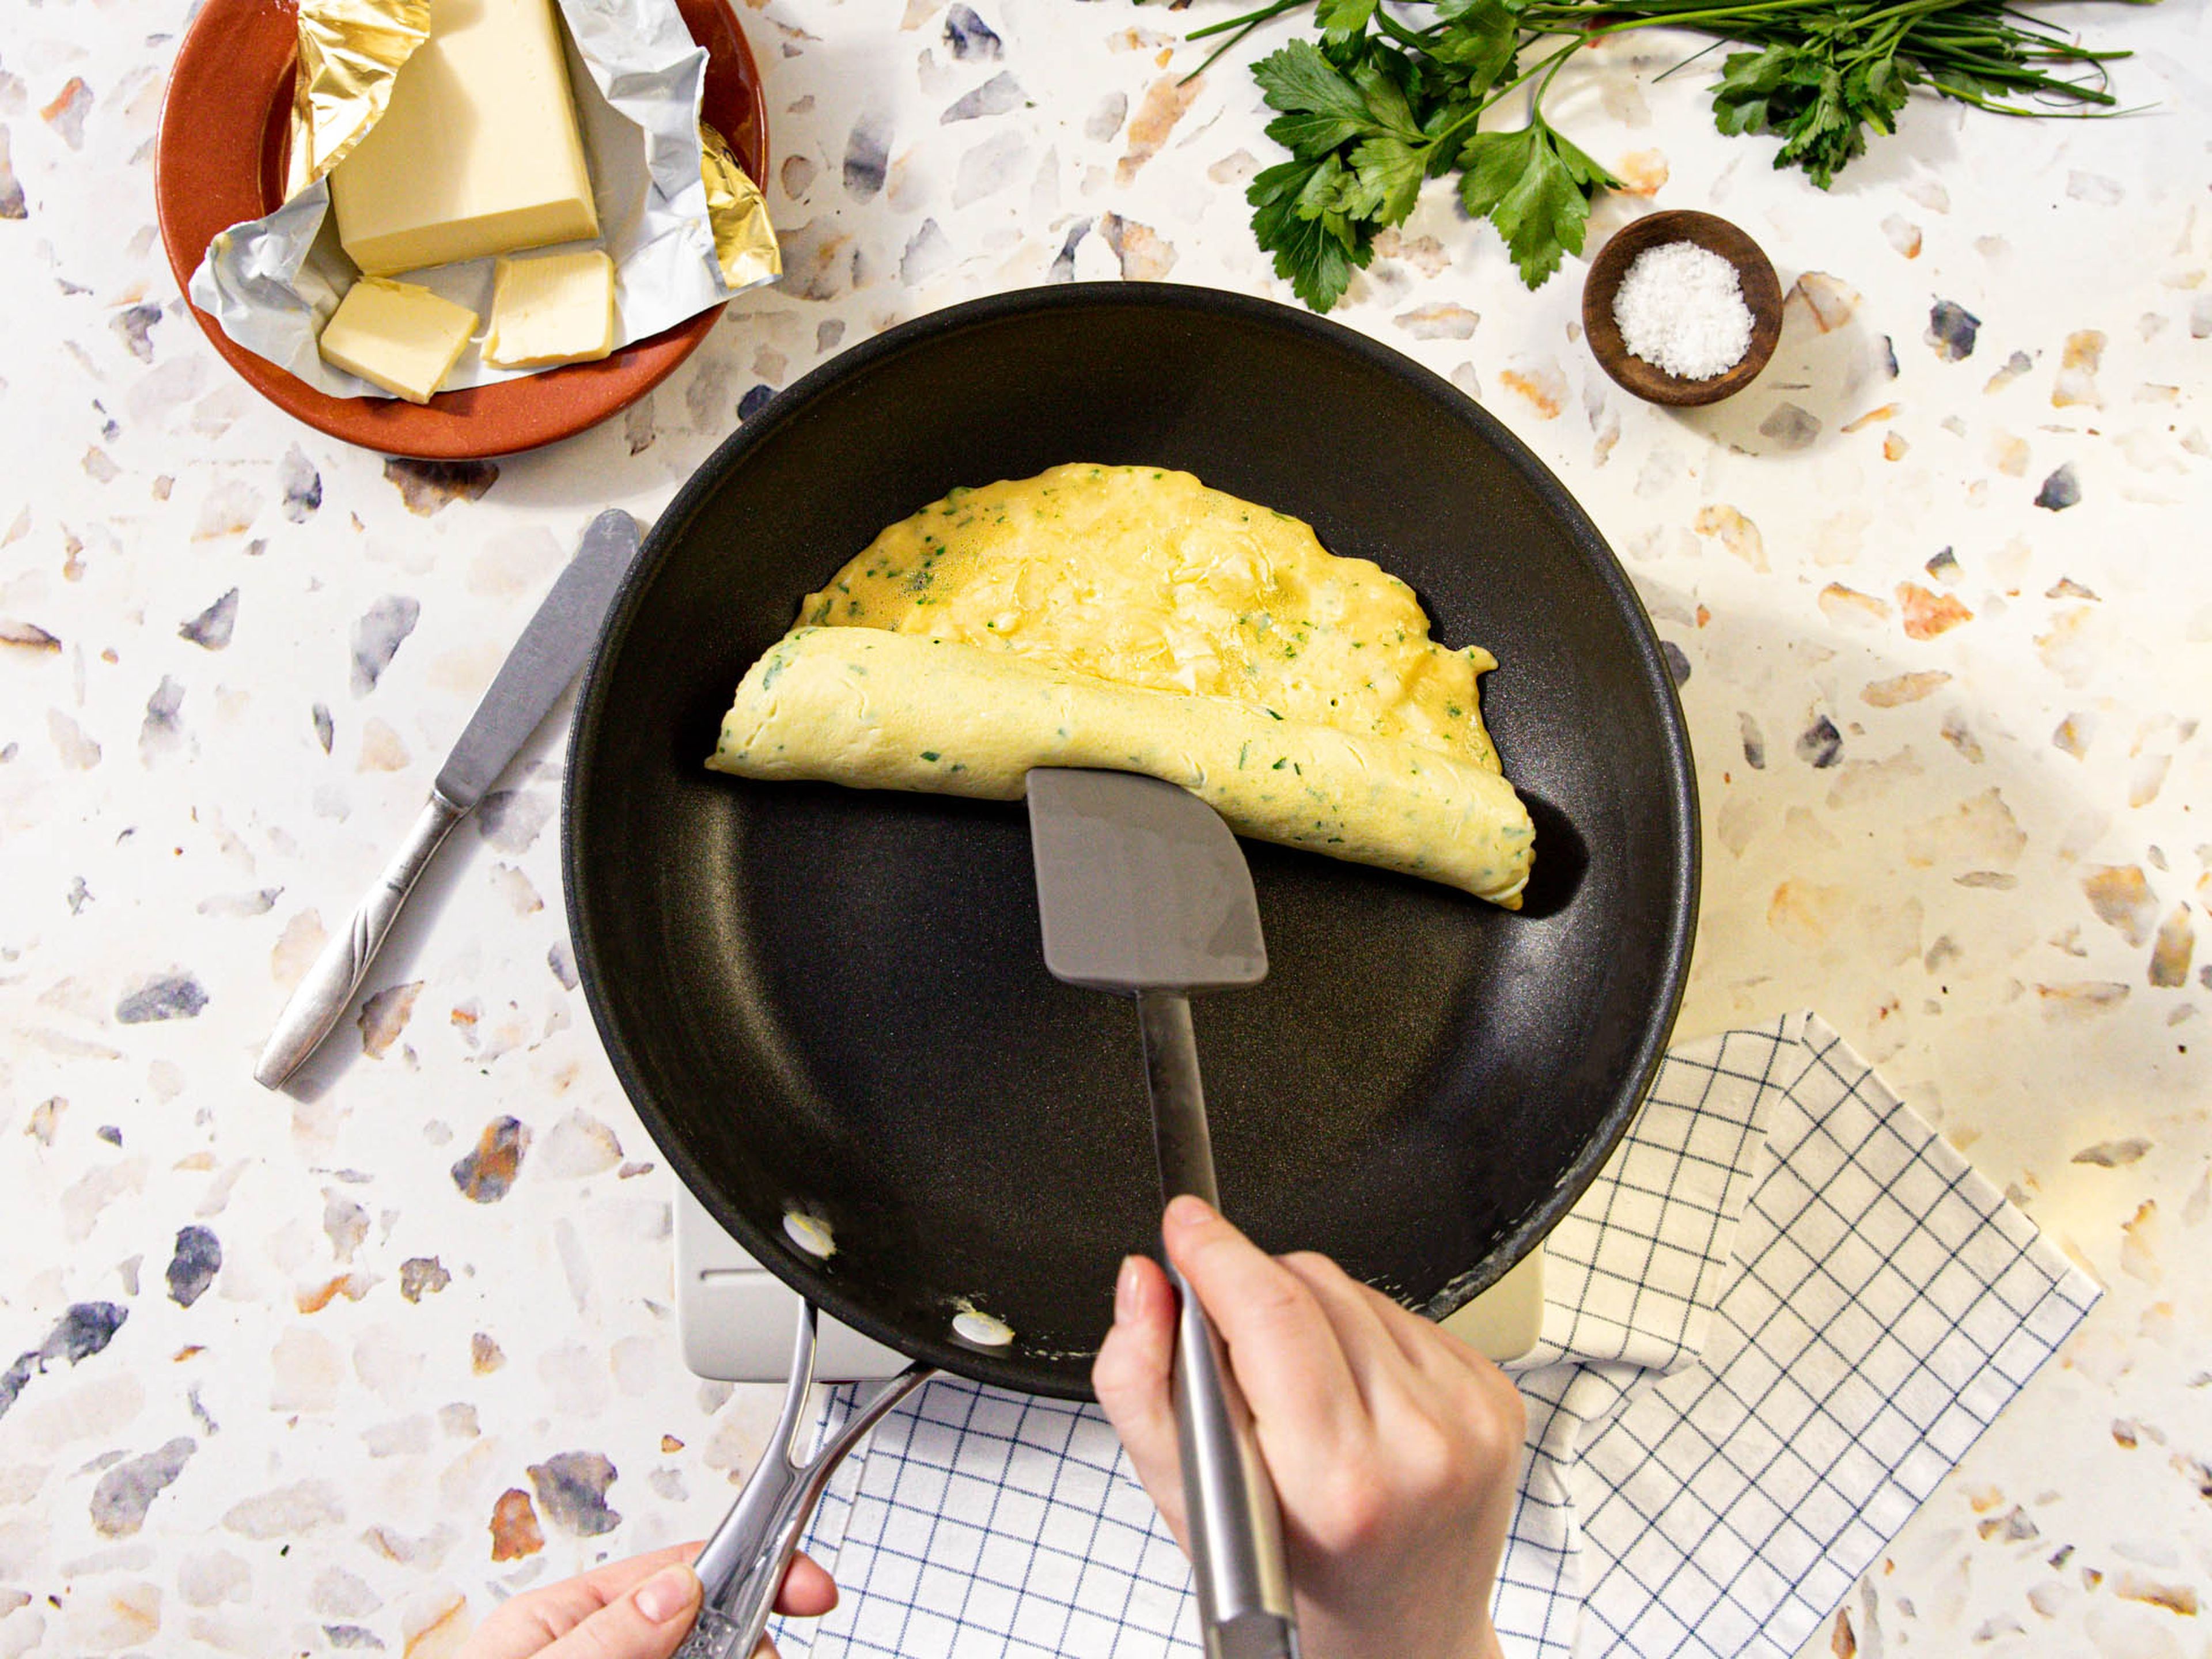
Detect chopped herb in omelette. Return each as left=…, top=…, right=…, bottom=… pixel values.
left=790, top=463, right=1502, bottom=775
left=708, top=464, right=1534, bottom=908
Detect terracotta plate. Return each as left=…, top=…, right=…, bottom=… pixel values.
left=154, top=0, right=769, bottom=459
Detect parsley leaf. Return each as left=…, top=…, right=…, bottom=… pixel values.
left=1711, top=46, right=1795, bottom=136
left=1249, top=155, right=1375, bottom=312
left=1352, top=133, right=1428, bottom=224
left=1266, top=107, right=1373, bottom=154
left=1247, top=36, right=1438, bottom=305
left=1349, top=55, right=1427, bottom=140
left=1427, top=0, right=1518, bottom=87
left=1314, top=0, right=1378, bottom=44
left=1713, top=37, right=1921, bottom=189
left=1546, top=124, right=1616, bottom=192
left=1457, top=121, right=1618, bottom=287
left=1253, top=39, right=1374, bottom=137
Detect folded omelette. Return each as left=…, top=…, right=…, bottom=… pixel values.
left=709, top=464, right=1535, bottom=907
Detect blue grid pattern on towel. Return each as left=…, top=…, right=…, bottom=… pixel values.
left=1558, top=1022, right=2097, bottom=1659
left=1487, top=1020, right=1811, bottom=1658
left=773, top=1015, right=2097, bottom=1659
left=782, top=1380, right=1195, bottom=1658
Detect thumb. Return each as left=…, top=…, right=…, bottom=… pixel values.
left=543, top=1562, right=701, bottom=1659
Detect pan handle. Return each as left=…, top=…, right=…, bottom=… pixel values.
left=1138, top=990, right=1302, bottom=1659
left=676, top=1304, right=933, bottom=1659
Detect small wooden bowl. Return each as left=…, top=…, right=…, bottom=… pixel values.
left=1581, top=210, right=1782, bottom=407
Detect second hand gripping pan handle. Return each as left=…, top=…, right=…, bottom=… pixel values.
left=674, top=1304, right=931, bottom=1659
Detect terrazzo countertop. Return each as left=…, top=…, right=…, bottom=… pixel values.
left=3, top=2, right=2209, bottom=1654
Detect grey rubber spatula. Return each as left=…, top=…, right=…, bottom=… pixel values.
left=1027, top=767, right=1300, bottom=1659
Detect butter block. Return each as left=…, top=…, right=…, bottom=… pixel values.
left=318, top=276, right=478, bottom=404
left=328, top=0, right=599, bottom=276
left=484, top=249, right=616, bottom=368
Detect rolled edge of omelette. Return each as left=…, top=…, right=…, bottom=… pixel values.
left=708, top=627, right=1535, bottom=909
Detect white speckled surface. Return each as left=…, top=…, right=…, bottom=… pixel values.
left=2, top=2, right=2208, bottom=1654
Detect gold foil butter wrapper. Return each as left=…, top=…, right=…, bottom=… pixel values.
left=700, top=120, right=781, bottom=289
left=193, top=0, right=782, bottom=404
left=287, top=0, right=431, bottom=199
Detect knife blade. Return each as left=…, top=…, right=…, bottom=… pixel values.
left=253, top=508, right=643, bottom=1089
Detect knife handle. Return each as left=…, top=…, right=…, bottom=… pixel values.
left=1137, top=990, right=1301, bottom=1659
left=253, top=791, right=467, bottom=1090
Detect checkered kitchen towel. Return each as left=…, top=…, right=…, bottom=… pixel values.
left=773, top=1014, right=2100, bottom=1659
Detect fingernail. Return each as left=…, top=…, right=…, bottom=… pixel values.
left=1115, top=1255, right=1143, bottom=1323
left=634, top=1564, right=699, bottom=1624
left=1164, top=1194, right=1215, bottom=1231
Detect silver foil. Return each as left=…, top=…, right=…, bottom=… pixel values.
left=191, top=0, right=778, bottom=402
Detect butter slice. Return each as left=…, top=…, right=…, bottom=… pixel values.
left=318, top=276, right=478, bottom=404
left=328, top=0, right=599, bottom=275
left=484, top=249, right=616, bottom=368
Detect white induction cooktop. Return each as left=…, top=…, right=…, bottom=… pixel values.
left=673, top=1184, right=1545, bottom=1383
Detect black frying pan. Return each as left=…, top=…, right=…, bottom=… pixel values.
left=563, top=282, right=1699, bottom=1402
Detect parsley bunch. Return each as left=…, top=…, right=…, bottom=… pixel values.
left=1188, top=0, right=2138, bottom=311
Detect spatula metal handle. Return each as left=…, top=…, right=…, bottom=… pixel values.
left=1137, top=991, right=1300, bottom=1659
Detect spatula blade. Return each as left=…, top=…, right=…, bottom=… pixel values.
left=1026, top=768, right=1267, bottom=994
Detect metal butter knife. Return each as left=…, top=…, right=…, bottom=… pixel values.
left=253, top=509, right=643, bottom=1090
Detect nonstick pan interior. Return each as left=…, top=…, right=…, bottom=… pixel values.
left=563, top=283, right=1699, bottom=1400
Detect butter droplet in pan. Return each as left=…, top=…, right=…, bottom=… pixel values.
left=952, top=1305, right=1014, bottom=1347
left=783, top=1211, right=835, bottom=1259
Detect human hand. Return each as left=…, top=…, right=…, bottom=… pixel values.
left=456, top=1539, right=838, bottom=1659
left=1094, top=1196, right=1525, bottom=1659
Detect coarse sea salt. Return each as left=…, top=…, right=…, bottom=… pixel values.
left=1612, top=240, right=1753, bottom=380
